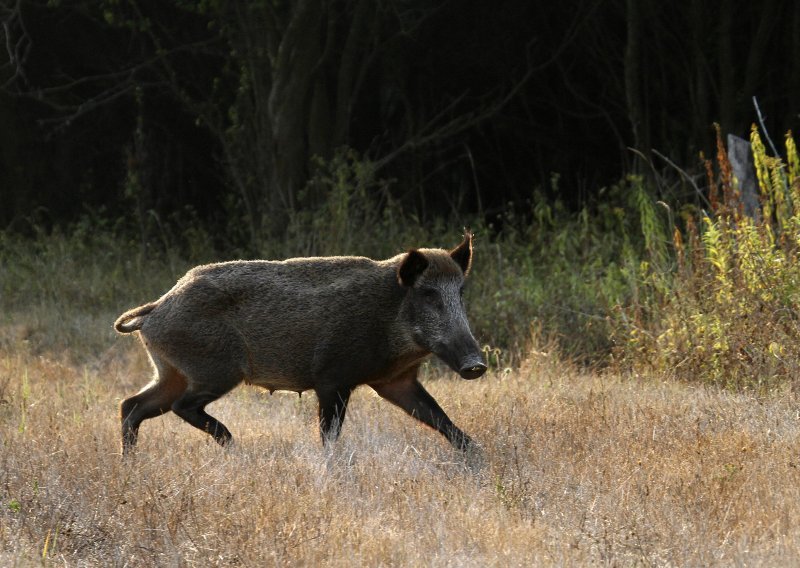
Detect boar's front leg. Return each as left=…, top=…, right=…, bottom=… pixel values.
left=315, top=387, right=353, bottom=446
left=371, top=371, right=473, bottom=451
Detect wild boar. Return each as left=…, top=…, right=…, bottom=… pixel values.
left=114, top=231, right=486, bottom=454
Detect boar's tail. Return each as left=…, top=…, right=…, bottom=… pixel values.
left=114, top=302, right=158, bottom=333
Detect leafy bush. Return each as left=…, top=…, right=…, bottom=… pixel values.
left=468, top=177, right=652, bottom=363
left=617, top=125, right=800, bottom=390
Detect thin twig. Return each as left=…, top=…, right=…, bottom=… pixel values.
left=650, top=148, right=712, bottom=209
left=752, top=95, right=790, bottom=195
left=752, top=95, right=781, bottom=158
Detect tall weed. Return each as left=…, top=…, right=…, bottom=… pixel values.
left=618, top=125, right=800, bottom=390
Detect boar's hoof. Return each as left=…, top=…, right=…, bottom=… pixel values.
left=459, top=362, right=487, bottom=380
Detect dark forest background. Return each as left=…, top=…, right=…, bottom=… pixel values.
left=1, top=0, right=798, bottom=244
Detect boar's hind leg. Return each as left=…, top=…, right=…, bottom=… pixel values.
left=121, top=362, right=188, bottom=455
left=371, top=374, right=473, bottom=451
left=171, top=384, right=235, bottom=447
left=315, top=388, right=353, bottom=446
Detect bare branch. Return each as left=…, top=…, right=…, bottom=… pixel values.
left=369, top=0, right=602, bottom=175
left=372, top=62, right=533, bottom=173
left=752, top=95, right=782, bottom=158
left=650, top=148, right=712, bottom=209
left=15, top=32, right=220, bottom=132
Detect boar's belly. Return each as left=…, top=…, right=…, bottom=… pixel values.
left=246, top=372, right=314, bottom=393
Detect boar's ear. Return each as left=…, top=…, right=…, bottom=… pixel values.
left=398, top=249, right=429, bottom=287
left=449, top=229, right=473, bottom=276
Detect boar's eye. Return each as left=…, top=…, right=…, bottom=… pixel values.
left=420, top=287, right=445, bottom=311
left=420, top=287, right=438, bottom=301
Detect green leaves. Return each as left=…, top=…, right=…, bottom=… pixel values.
left=622, top=127, right=800, bottom=390
left=7, top=498, right=21, bottom=513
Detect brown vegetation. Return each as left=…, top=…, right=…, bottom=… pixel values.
left=2, top=333, right=799, bottom=565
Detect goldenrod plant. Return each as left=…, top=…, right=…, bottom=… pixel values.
left=620, top=125, right=800, bottom=390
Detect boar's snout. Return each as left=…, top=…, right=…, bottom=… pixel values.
left=433, top=333, right=487, bottom=380
left=459, top=360, right=487, bottom=380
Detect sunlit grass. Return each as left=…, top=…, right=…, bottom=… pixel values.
left=2, top=339, right=799, bottom=566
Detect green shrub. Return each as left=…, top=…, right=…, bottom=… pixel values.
left=468, top=177, right=651, bottom=363
left=617, top=126, right=800, bottom=390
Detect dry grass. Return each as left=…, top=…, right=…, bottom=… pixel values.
left=1, top=320, right=800, bottom=567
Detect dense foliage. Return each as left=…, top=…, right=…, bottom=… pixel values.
left=618, top=128, right=800, bottom=389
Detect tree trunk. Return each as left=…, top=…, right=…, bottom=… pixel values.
left=267, top=0, right=323, bottom=218
left=741, top=0, right=781, bottom=139
left=218, top=0, right=382, bottom=243
left=690, top=0, right=709, bottom=154
left=717, top=0, right=735, bottom=136
left=624, top=0, right=647, bottom=170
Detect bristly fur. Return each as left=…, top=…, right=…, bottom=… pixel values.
left=116, top=235, right=485, bottom=455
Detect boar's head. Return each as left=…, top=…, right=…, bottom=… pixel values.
left=398, top=231, right=487, bottom=380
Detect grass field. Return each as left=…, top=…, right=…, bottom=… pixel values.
left=2, top=224, right=800, bottom=566
left=2, top=317, right=800, bottom=566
